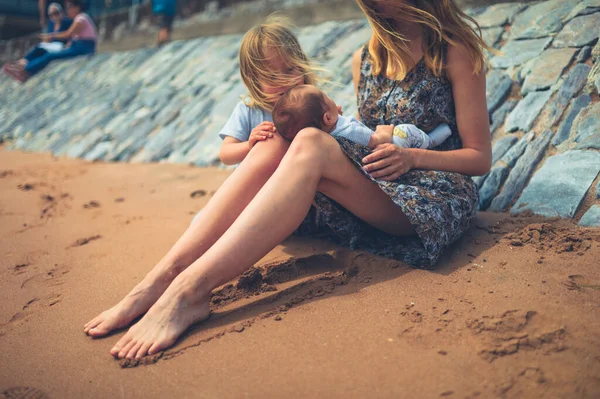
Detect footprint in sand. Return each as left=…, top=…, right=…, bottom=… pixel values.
left=68, top=235, right=102, bottom=248
left=0, top=387, right=48, bottom=399
left=466, top=310, right=567, bottom=362
left=563, top=275, right=600, bottom=291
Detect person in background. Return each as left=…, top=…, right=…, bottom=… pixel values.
left=2, top=3, right=72, bottom=76
left=3, top=0, right=97, bottom=83
left=153, top=0, right=177, bottom=45
left=39, top=0, right=65, bottom=31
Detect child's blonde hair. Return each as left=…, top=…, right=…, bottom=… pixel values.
left=356, top=0, right=492, bottom=80
left=239, top=15, right=322, bottom=112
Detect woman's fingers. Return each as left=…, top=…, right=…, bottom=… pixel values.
left=362, top=145, right=395, bottom=164
left=369, top=164, right=399, bottom=179
left=363, top=156, right=395, bottom=173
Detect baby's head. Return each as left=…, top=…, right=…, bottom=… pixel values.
left=272, top=85, right=339, bottom=141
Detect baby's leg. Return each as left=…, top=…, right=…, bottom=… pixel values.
left=427, top=124, right=452, bottom=148
left=391, top=124, right=431, bottom=149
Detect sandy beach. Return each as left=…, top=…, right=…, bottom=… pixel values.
left=1, top=147, right=599, bottom=398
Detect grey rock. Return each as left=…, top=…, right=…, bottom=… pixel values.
left=586, top=62, right=600, bottom=95
left=563, top=0, right=600, bottom=22
left=504, top=91, right=553, bottom=133
left=543, top=64, right=591, bottom=128
left=501, top=131, right=535, bottom=168
left=490, top=38, right=552, bottom=69
left=64, top=129, right=110, bottom=159
left=598, top=180, right=600, bottom=199
left=576, top=46, right=593, bottom=63
left=521, top=48, right=577, bottom=94
left=474, top=3, right=528, bottom=28
left=486, top=70, right=513, bottom=114
left=553, top=13, right=600, bottom=48
left=492, top=135, right=519, bottom=165
left=579, top=205, right=600, bottom=227
left=481, top=27, right=505, bottom=48
left=553, top=94, right=593, bottom=146
left=490, top=100, right=518, bottom=134
left=512, top=150, right=600, bottom=218
left=479, top=165, right=510, bottom=210
left=489, top=130, right=553, bottom=212
left=83, top=142, right=112, bottom=162
left=510, top=0, right=581, bottom=39
left=131, top=124, right=178, bottom=163
left=573, top=102, right=600, bottom=143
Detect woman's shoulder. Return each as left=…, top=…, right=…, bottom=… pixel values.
left=444, top=42, right=478, bottom=82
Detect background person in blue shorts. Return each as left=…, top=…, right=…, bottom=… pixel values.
left=153, top=0, right=177, bottom=45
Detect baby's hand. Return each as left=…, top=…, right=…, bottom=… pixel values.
left=375, top=124, right=394, bottom=136
left=249, top=121, right=276, bottom=148
left=337, top=105, right=344, bottom=115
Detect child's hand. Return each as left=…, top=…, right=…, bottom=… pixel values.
left=249, top=121, right=276, bottom=148
left=337, top=105, right=344, bottom=115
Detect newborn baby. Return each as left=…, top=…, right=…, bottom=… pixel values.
left=272, top=85, right=451, bottom=149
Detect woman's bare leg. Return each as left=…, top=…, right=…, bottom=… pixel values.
left=84, top=136, right=289, bottom=337
left=111, top=129, right=413, bottom=359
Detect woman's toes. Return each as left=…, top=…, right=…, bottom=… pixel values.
left=126, top=342, right=144, bottom=359
left=148, top=339, right=170, bottom=356
left=118, top=339, right=137, bottom=359
left=136, top=342, right=153, bottom=360
left=84, top=317, right=102, bottom=333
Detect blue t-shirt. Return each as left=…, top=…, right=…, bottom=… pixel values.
left=218, top=101, right=273, bottom=141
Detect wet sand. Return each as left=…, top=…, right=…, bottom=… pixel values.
left=1, top=148, right=599, bottom=398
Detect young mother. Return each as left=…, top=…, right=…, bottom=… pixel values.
left=85, top=0, right=491, bottom=359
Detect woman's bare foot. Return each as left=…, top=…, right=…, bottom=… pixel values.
left=110, top=282, right=210, bottom=359
left=84, top=277, right=171, bottom=337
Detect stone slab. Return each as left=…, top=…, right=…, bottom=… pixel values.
left=579, top=205, right=600, bottom=227
left=489, top=130, right=553, bottom=212
left=553, top=94, right=593, bottom=146
left=475, top=3, right=528, bottom=28
left=553, top=13, right=600, bottom=48
left=543, top=64, right=591, bottom=128
left=479, top=165, right=510, bottom=210
left=504, top=91, right=553, bottom=133
left=521, top=48, right=577, bottom=94
left=564, top=0, right=600, bottom=22
left=486, top=70, right=513, bottom=114
left=492, top=135, right=519, bottom=165
left=577, top=46, right=593, bottom=63
left=510, top=0, right=581, bottom=39
left=481, top=27, right=505, bottom=48
left=512, top=150, right=600, bottom=218
left=490, top=99, right=518, bottom=134
left=490, top=38, right=553, bottom=69
left=573, top=102, right=600, bottom=143
left=501, top=131, right=535, bottom=167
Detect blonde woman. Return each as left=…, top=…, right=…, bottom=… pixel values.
left=85, top=1, right=491, bottom=360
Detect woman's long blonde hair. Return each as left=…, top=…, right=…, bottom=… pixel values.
left=239, top=15, right=323, bottom=111
left=356, top=0, right=491, bottom=80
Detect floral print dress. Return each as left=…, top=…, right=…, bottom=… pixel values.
left=299, top=46, right=479, bottom=268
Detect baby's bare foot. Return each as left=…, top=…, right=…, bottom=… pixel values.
left=110, top=284, right=210, bottom=359
left=84, top=278, right=170, bottom=337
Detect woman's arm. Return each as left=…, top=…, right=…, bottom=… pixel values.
left=220, top=137, right=251, bottom=165
left=363, top=45, right=492, bottom=179
left=44, top=17, right=82, bottom=40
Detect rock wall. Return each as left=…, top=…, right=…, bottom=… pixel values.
left=1, top=0, right=600, bottom=226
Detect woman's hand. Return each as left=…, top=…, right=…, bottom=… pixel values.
left=39, top=34, right=52, bottom=42
left=362, top=143, right=414, bottom=181
left=249, top=121, right=276, bottom=148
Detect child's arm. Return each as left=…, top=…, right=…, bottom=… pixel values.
left=219, top=137, right=251, bottom=165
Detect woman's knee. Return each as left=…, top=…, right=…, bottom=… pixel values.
left=287, top=128, right=336, bottom=166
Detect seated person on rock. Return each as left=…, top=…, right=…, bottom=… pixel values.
left=272, top=85, right=452, bottom=150
left=3, top=0, right=97, bottom=83
left=3, top=3, right=72, bottom=74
